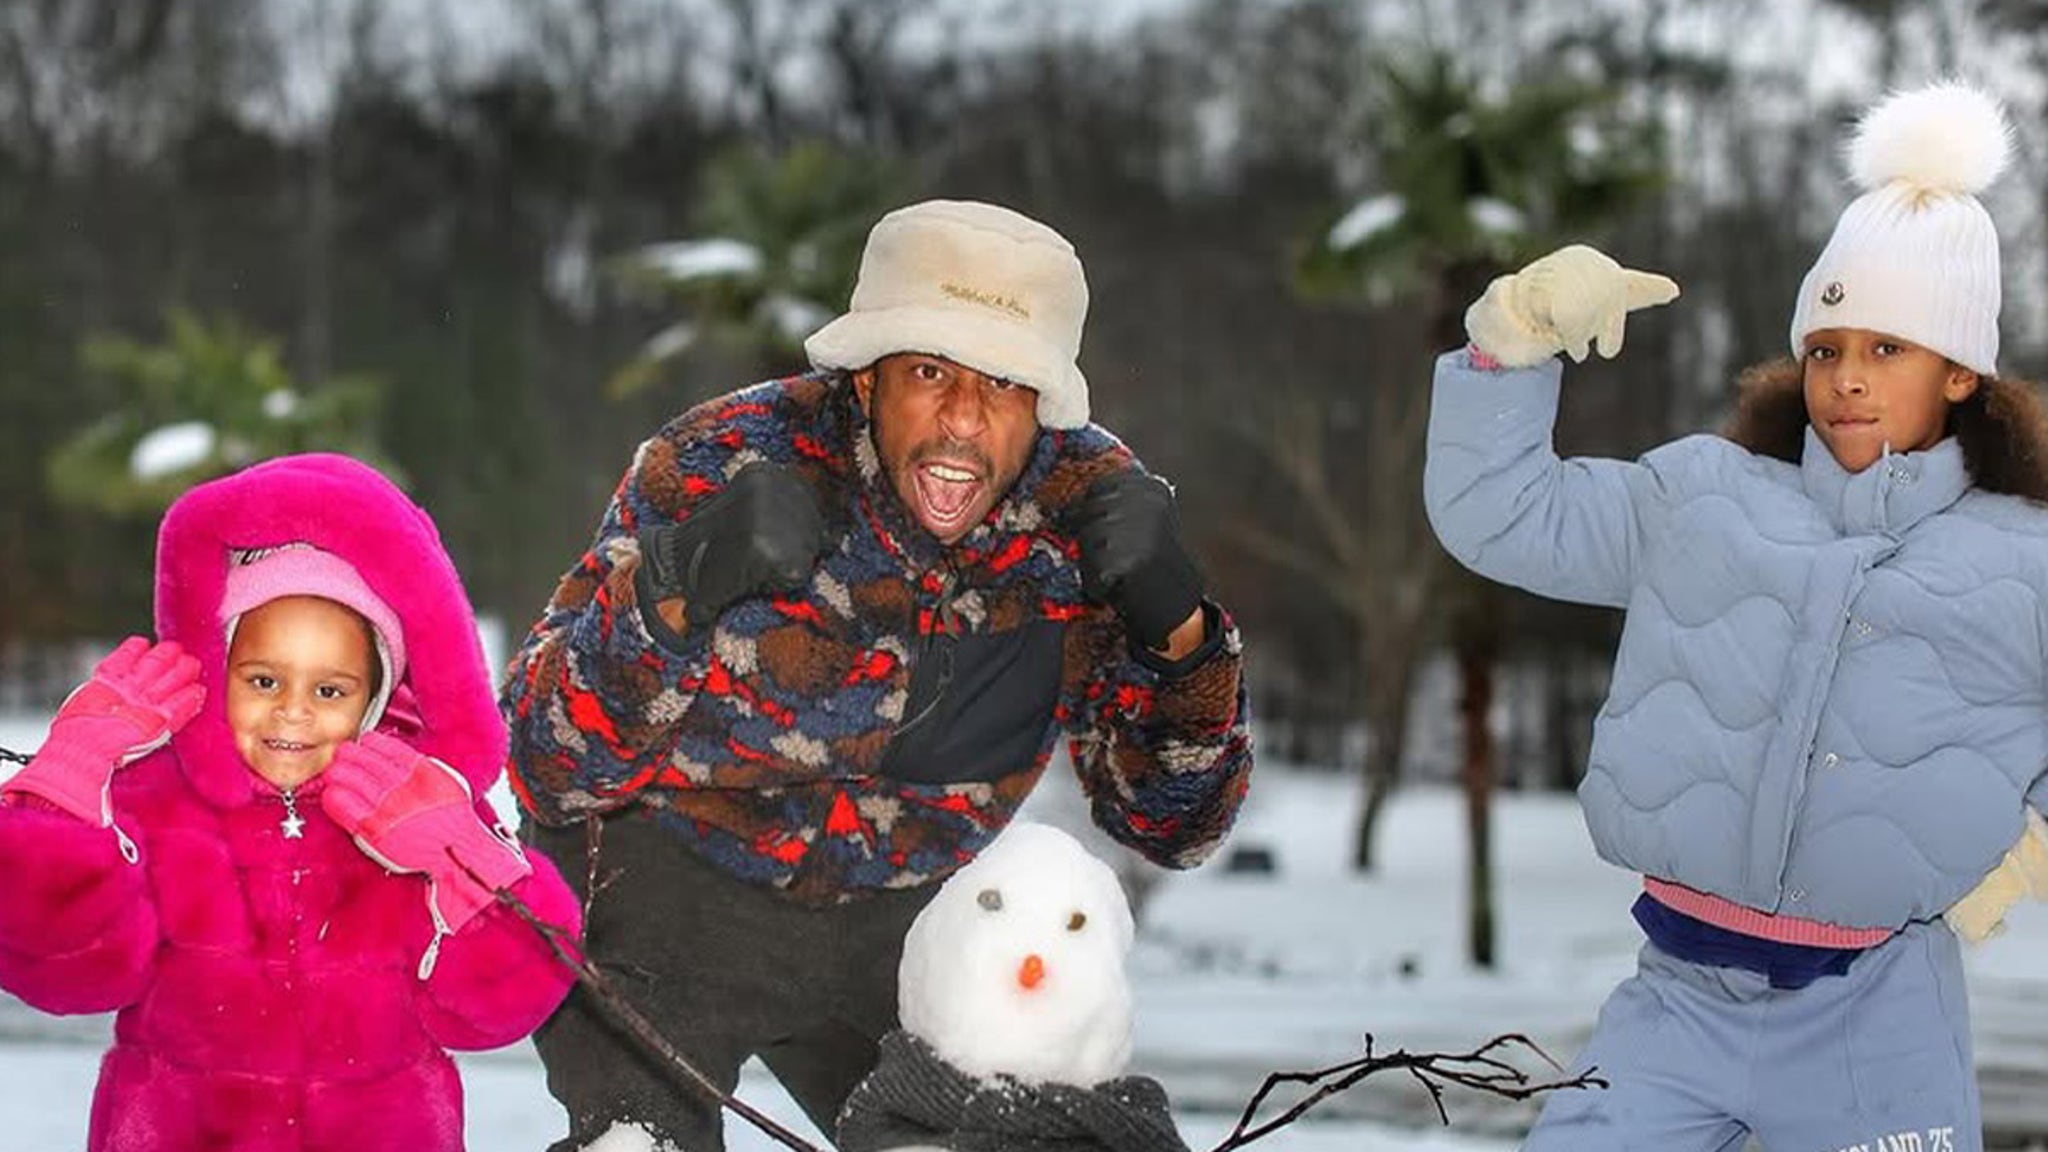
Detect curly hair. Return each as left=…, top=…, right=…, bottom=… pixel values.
left=1722, top=358, right=2048, bottom=504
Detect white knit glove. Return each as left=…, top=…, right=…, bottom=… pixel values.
left=1946, top=807, right=2048, bottom=944
left=1465, top=245, right=1681, bottom=368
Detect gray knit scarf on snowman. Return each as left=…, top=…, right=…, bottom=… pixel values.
left=836, top=1031, right=1191, bottom=1152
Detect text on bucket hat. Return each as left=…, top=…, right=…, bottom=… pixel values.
left=804, top=200, right=1091, bottom=429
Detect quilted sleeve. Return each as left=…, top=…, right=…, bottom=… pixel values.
left=1060, top=601, right=1252, bottom=868
left=1424, top=347, right=1656, bottom=608
left=501, top=397, right=772, bottom=823
left=0, top=802, right=159, bottom=1014
left=415, top=844, right=581, bottom=1050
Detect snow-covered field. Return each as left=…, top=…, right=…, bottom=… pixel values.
left=1, top=711, right=2043, bottom=1150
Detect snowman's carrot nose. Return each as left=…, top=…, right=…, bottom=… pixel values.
left=1018, top=954, right=1046, bottom=990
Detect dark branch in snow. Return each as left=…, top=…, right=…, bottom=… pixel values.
left=0, top=745, right=30, bottom=765
left=1207, top=1033, right=1607, bottom=1152
left=467, top=853, right=829, bottom=1152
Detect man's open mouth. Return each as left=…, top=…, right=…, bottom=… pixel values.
left=912, top=461, right=985, bottom=531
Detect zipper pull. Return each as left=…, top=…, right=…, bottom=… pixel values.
left=101, top=776, right=139, bottom=864
left=279, top=786, right=307, bottom=839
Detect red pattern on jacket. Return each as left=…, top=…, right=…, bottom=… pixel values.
left=503, top=374, right=1256, bottom=902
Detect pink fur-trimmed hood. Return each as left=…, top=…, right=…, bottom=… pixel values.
left=156, top=454, right=504, bottom=809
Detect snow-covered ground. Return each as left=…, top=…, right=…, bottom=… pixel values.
left=1, top=711, right=2043, bottom=1150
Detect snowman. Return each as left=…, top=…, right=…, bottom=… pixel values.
left=835, top=821, right=1189, bottom=1152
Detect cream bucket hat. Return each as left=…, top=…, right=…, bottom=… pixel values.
left=805, top=200, right=1091, bottom=428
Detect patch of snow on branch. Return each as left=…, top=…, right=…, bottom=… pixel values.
left=129, top=422, right=216, bottom=481
left=1327, top=194, right=1405, bottom=250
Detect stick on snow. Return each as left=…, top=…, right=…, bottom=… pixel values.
left=1206, top=1032, right=1606, bottom=1151
left=462, top=851, right=829, bottom=1152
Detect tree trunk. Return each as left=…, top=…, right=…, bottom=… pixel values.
left=1450, top=572, right=1505, bottom=969
left=1352, top=616, right=1420, bottom=870
left=1354, top=745, right=1400, bottom=871
left=1459, top=628, right=1498, bottom=969
left=1546, top=644, right=1579, bottom=791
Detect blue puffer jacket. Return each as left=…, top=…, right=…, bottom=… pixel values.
left=1426, top=349, right=2048, bottom=930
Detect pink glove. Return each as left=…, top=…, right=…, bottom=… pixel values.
left=321, top=731, right=531, bottom=938
left=2, top=637, right=203, bottom=836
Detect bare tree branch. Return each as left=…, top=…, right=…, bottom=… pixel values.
left=466, top=856, right=829, bottom=1152
left=1207, top=1033, right=1606, bottom=1152
left=1220, top=519, right=1366, bottom=619
left=1225, top=393, right=1372, bottom=580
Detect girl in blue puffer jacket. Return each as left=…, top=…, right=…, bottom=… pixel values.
left=1426, top=82, right=2048, bottom=1152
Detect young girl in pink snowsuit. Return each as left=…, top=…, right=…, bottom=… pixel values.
left=0, top=453, right=581, bottom=1152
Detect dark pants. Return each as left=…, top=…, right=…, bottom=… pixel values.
left=527, top=816, right=939, bottom=1152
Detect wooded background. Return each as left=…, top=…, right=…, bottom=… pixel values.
left=5, top=1, right=2045, bottom=910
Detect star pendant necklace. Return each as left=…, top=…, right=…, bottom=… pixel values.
left=280, top=786, right=306, bottom=839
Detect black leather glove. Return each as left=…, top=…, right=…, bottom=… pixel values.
left=637, top=463, right=828, bottom=630
left=1066, top=469, right=1206, bottom=651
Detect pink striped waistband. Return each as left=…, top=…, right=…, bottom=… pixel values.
left=1642, top=877, right=1894, bottom=949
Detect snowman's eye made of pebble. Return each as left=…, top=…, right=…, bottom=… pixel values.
left=977, top=888, right=1004, bottom=912
left=1067, top=911, right=1087, bottom=932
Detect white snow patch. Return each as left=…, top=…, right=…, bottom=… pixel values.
left=1568, top=120, right=1604, bottom=161
left=548, top=206, right=599, bottom=318
left=1327, top=194, right=1405, bottom=251
left=1468, top=197, right=1526, bottom=236
left=640, top=321, right=698, bottom=362
left=756, top=293, right=833, bottom=343
left=0, top=748, right=2039, bottom=1149
left=634, top=238, right=763, bottom=282
left=128, top=421, right=216, bottom=481
left=262, top=390, right=300, bottom=420
left=0, top=714, right=48, bottom=786
left=580, top=1119, right=674, bottom=1151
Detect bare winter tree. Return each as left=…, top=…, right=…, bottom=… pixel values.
left=1279, top=45, right=1665, bottom=892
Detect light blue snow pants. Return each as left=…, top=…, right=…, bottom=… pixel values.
left=1523, top=920, right=1980, bottom=1152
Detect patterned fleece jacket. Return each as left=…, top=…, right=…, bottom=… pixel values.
left=502, top=372, right=1253, bottom=903
left=0, top=455, right=580, bottom=1152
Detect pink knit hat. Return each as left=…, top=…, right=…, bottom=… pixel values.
left=218, top=543, right=406, bottom=731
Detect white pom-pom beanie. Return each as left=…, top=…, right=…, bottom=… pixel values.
left=1790, top=81, right=2013, bottom=375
